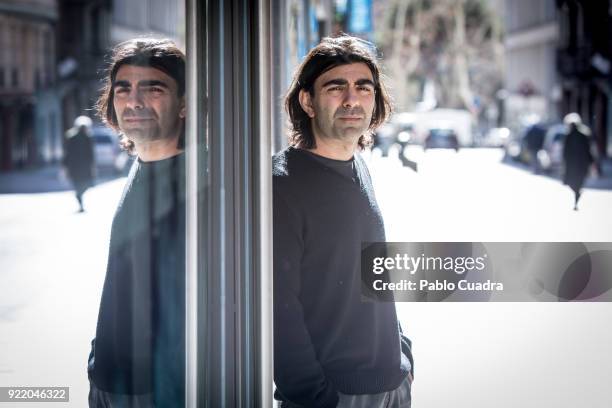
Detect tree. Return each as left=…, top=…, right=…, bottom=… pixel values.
left=375, top=0, right=503, bottom=113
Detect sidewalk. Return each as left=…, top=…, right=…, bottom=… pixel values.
left=0, top=165, right=124, bottom=194
left=3, top=157, right=611, bottom=194
left=0, top=165, right=70, bottom=194
left=585, top=157, right=612, bottom=190
left=503, top=155, right=612, bottom=190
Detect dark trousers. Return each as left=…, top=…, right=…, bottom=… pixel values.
left=280, top=375, right=412, bottom=408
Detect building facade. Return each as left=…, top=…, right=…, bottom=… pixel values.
left=110, top=0, right=185, bottom=46
left=503, top=0, right=611, bottom=158
left=503, top=0, right=559, bottom=129
left=56, top=0, right=112, bottom=135
left=556, top=0, right=612, bottom=158
left=0, top=0, right=60, bottom=170
left=271, top=0, right=334, bottom=149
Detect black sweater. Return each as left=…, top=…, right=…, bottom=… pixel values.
left=273, top=147, right=410, bottom=407
left=88, top=154, right=185, bottom=407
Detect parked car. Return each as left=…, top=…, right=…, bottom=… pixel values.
left=504, top=134, right=520, bottom=160
left=423, top=128, right=459, bottom=151
left=371, top=113, right=420, bottom=157
left=372, top=123, right=397, bottom=156
left=537, top=123, right=566, bottom=172
left=391, top=112, right=417, bottom=147
left=92, top=126, right=131, bottom=173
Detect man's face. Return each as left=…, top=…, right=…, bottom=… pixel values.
left=299, top=62, right=376, bottom=144
left=112, top=65, right=185, bottom=145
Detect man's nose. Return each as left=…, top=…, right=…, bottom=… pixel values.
left=342, top=87, right=360, bottom=108
left=125, top=89, right=144, bottom=110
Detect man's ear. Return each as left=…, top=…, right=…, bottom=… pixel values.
left=298, top=89, right=315, bottom=118
left=179, top=96, right=186, bottom=119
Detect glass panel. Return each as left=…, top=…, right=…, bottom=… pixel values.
left=0, top=1, right=186, bottom=406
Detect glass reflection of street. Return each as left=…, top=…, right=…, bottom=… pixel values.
left=0, top=177, right=125, bottom=406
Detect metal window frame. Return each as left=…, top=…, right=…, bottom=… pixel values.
left=185, top=0, right=273, bottom=406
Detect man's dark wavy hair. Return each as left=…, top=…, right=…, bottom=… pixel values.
left=96, top=38, right=185, bottom=154
left=284, top=35, right=393, bottom=149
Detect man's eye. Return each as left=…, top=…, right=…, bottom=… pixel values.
left=140, top=87, right=163, bottom=94
left=328, top=86, right=344, bottom=92
left=115, top=88, right=129, bottom=94
left=358, top=86, right=373, bottom=93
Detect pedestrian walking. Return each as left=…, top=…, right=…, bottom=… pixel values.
left=524, top=122, right=545, bottom=174
left=62, top=116, right=95, bottom=212
left=562, top=113, right=594, bottom=210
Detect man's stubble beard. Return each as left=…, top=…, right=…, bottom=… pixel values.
left=121, top=126, right=163, bottom=146
left=119, top=115, right=183, bottom=146
left=315, top=106, right=371, bottom=144
left=117, top=107, right=167, bottom=146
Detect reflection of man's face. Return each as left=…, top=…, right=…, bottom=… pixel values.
left=300, top=62, right=375, bottom=144
left=113, top=65, right=185, bottom=145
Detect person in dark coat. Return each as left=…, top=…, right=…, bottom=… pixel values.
left=62, top=116, right=95, bottom=212
left=524, top=123, right=546, bottom=174
left=562, top=113, right=594, bottom=210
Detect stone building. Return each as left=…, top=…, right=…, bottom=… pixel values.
left=556, top=0, right=611, bottom=157
left=0, top=0, right=60, bottom=169
left=503, top=0, right=559, bottom=128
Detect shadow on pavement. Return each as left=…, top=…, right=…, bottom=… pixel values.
left=0, top=165, right=130, bottom=194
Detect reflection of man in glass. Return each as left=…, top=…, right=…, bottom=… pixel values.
left=87, top=38, right=186, bottom=407
left=273, top=35, right=414, bottom=407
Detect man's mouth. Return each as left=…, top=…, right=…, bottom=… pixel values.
left=123, top=117, right=154, bottom=122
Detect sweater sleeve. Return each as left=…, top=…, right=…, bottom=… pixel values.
left=273, top=190, right=339, bottom=408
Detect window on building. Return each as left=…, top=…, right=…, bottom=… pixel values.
left=12, top=67, right=18, bottom=87
left=44, top=32, right=53, bottom=84
left=91, top=7, right=100, bottom=52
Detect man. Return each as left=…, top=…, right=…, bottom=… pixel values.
left=62, top=115, right=95, bottom=212
left=87, top=38, right=186, bottom=407
left=524, top=122, right=546, bottom=174
left=273, top=35, right=414, bottom=407
left=562, top=112, right=594, bottom=211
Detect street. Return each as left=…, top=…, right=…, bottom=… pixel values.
left=366, top=146, right=612, bottom=408
left=1, top=148, right=612, bottom=407
left=367, top=146, right=612, bottom=242
left=0, top=174, right=124, bottom=407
